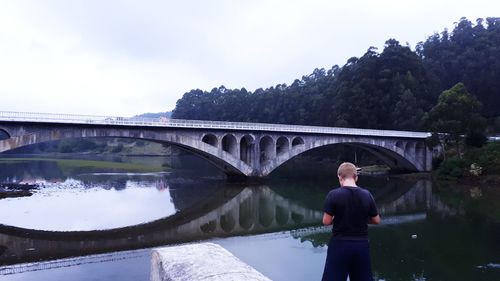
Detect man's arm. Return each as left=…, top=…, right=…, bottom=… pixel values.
left=323, top=213, right=334, bottom=225
left=323, top=191, right=335, bottom=226
left=367, top=191, right=380, bottom=225
left=368, top=214, right=381, bottom=225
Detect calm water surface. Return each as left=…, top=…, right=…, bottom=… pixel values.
left=0, top=154, right=499, bottom=281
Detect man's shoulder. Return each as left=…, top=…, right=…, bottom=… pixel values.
left=325, top=187, right=341, bottom=199
left=356, top=186, right=375, bottom=198
left=328, top=187, right=343, bottom=195
left=328, top=186, right=373, bottom=196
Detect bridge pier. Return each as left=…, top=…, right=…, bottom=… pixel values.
left=226, top=174, right=264, bottom=183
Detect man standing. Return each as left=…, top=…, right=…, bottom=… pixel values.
left=322, top=162, right=381, bottom=281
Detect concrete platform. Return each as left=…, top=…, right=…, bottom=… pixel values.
left=150, top=243, right=271, bottom=281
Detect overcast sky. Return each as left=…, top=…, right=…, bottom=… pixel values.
left=0, top=1, right=497, bottom=116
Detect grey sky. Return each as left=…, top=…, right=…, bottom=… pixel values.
left=0, top=0, right=497, bottom=116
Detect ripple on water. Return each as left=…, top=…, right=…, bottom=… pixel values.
left=477, top=263, right=500, bottom=269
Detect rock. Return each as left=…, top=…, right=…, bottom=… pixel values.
left=150, top=243, right=272, bottom=281
left=0, top=189, right=33, bottom=199
left=0, top=183, right=38, bottom=190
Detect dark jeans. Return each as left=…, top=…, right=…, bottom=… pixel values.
left=322, top=239, right=374, bottom=281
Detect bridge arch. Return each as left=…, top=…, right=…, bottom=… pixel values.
left=275, top=206, right=289, bottom=225
left=202, top=133, right=218, bottom=147
left=200, top=220, right=217, bottom=233
left=220, top=211, right=236, bottom=233
left=291, top=136, right=304, bottom=147
left=259, top=196, right=274, bottom=227
left=0, top=128, right=9, bottom=140
left=276, top=136, right=290, bottom=155
left=239, top=198, right=254, bottom=230
left=291, top=212, right=304, bottom=224
left=348, top=143, right=418, bottom=171
left=221, top=134, right=238, bottom=157
left=415, top=142, right=426, bottom=166
left=405, top=142, right=416, bottom=155
left=240, top=135, right=255, bottom=166
left=259, top=136, right=275, bottom=165
left=0, top=128, right=253, bottom=177
left=262, top=139, right=424, bottom=177
left=395, top=140, right=404, bottom=152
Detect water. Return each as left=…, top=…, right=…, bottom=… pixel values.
left=0, top=154, right=499, bottom=281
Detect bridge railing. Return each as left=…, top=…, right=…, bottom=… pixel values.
left=0, top=111, right=431, bottom=138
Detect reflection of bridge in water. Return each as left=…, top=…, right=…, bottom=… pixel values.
left=0, top=180, right=455, bottom=271
left=194, top=187, right=323, bottom=235
left=377, top=180, right=432, bottom=216
left=0, top=186, right=323, bottom=266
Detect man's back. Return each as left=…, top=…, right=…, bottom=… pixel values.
left=323, top=186, right=378, bottom=240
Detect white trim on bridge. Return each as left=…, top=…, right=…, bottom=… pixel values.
left=0, top=111, right=431, bottom=139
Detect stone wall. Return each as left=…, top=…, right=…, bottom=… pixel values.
left=151, top=243, right=271, bottom=281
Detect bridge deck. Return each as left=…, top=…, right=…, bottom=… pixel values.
left=0, top=111, right=430, bottom=138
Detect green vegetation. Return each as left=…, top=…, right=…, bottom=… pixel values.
left=423, top=82, right=486, bottom=157
left=417, top=18, right=500, bottom=119
left=111, top=143, right=124, bottom=153
left=427, top=85, right=499, bottom=181
left=0, top=158, right=167, bottom=173
left=423, top=83, right=485, bottom=140
left=58, top=139, right=105, bottom=153
left=172, top=17, right=500, bottom=133
left=437, top=142, right=500, bottom=180
left=5, top=138, right=173, bottom=156
left=134, top=111, right=172, bottom=119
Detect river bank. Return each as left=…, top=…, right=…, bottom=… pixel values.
left=0, top=156, right=172, bottom=200
left=1, top=138, right=178, bottom=156
left=436, top=142, right=500, bottom=184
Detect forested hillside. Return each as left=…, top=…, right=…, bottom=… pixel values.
left=172, top=17, right=500, bottom=132
left=134, top=111, right=172, bottom=119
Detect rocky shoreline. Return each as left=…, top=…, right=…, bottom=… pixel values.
left=0, top=183, right=38, bottom=199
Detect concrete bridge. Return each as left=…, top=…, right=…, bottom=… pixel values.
left=0, top=111, right=433, bottom=178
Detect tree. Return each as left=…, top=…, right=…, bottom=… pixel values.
left=392, top=89, right=424, bottom=130
left=465, top=131, right=487, bottom=147
left=422, top=82, right=486, bottom=156
left=494, top=117, right=500, bottom=133
left=328, top=40, right=435, bottom=130
left=417, top=17, right=500, bottom=117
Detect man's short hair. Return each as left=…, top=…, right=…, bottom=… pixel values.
left=337, top=162, right=360, bottom=179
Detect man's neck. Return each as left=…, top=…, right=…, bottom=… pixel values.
left=341, top=179, right=357, bottom=187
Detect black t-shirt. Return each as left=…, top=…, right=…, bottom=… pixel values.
left=323, top=186, right=378, bottom=240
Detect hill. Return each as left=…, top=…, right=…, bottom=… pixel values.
left=172, top=17, right=500, bottom=133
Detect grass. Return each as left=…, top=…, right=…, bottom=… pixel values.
left=359, top=164, right=390, bottom=173
left=0, top=157, right=168, bottom=173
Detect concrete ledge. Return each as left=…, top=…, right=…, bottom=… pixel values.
left=150, top=243, right=272, bottom=281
